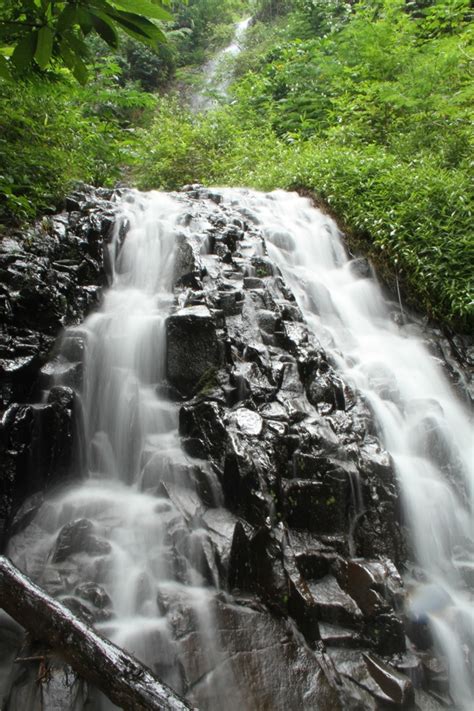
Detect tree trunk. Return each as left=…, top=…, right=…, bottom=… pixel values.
left=0, top=555, right=196, bottom=711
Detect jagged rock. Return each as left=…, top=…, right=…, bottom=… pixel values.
left=365, top=612, right=406, bottom=655
left=222, top=438, right=273, bottom=526
left=243, top=276, right=265, bottom=290
left=319, top=622, right=361, bottom=648
left=202, top=508, right=241, bottom=575
left=52, top=519, right=111, bottom=563
left=0, top=186, right=112, bottom=421
left=179, top=400, right=226, bottom=461
left=0, top=394, right=77, bottom=542
left=231, top=361, right=274, bottom=403
left=227, top=520, right=253, bottom=592
left=348, top=258, right=372, bottom=279
left=308, top=575, right=363, bottom=628
left=282, top=476, right=350, bottom=533
left=173, top=236, right=197, bottom=285
left=39, top=357, right=83, bottom=390
left=338, top=559, right=404, bottom=618
left=363, top=653, right=415, bottom=707
left=283, top=537, right=321, bottom=646
left=250, top=256, right=274, bottom=278
left=75, top=582, right=112, bottom=613
left=166, top=305, right=222, bottom=396
left=228, top=407, right=263, bottom=436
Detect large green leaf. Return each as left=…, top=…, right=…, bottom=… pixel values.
left=71, top=56, right=88, bottom=84
left=0, top=54, right=11, bottom=80
left=56, top=4, right=78, bottom=32
left=34, top=26, right=54, bottom=69
left=11, top=32, right=37, bottom=71
left=108, top=10, right=166, bottom=44
left=62, top=31, right=90, bottom=59
left=90, top=12, right=119, bottom=48
left=60, top=38, right=89, bottom=84
left=59, top=39, right=77, bottom=70
left=109, top=0, right=172, bottom=22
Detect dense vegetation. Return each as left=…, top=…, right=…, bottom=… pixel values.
left=1, top=0, right=472, bottom=328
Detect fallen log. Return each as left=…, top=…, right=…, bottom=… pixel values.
left=0, top=555, right=195, bottom=711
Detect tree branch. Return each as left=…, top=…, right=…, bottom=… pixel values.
left=0, top=555, right=196, bottom=711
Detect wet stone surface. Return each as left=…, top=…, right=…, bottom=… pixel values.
left=1, top=184, right=471, bottom=710
left=1, top=186, right=117, bottom=543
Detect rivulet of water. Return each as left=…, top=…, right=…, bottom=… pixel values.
left=5, top=192, right=242, bottom=710
left=191, top=17, right=252, bottom=112
left=218, top=188, right=473, bottom=710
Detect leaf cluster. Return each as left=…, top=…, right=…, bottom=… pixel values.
left=0, top=0, right=172, bottom=83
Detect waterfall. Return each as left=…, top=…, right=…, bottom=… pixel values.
left=218, top=188, right=473, bottom=709
left=3, top=188, right=472, bottom=710
left=191, top=17, right=252, bottom=112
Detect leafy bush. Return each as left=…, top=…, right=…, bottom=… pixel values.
left=0, top=75, right=155, bottom=222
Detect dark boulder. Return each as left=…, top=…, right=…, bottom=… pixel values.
left=282, top=476, right=350, bottom=534
left=0, top=392, right=77, bottom=542
left=179, top=400, right=227, bottom=461
left=363, top=653, right=415, bottom=707
left=52, top=519, right=111, bottom=563
left=166, top=305, right=223, bottom=396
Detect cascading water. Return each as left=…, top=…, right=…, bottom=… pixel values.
left=217, top=188, right=473, bottom=709
left=191, top=17, right=252, bottom=111
left=5, top=192, right=244, bottom=710
left=2, top=187, right=472, bottom=710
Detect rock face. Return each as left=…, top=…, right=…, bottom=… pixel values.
left=166, top=305, right=223, bottom=396
left=0, top=187, right=117, bottom=542
left=1, top=185, right=471, bottom=710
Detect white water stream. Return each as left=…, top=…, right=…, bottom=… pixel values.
left=218, top=188, right=473, bottom=709
left=6, top=193, right=241, bottom=710
left=191, top=17, right=251, bottom=111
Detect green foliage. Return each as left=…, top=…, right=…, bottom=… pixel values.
left=293, top=0, right=351, bottom=34
left=0, top=0, right=172, bottom=83
left=0, top=75, right=155, bottom=222
left=135, top=0, right=473, bottom=328
left=120, top=37, right=176, bottom=89
left=253, top=0, right=293, bottom=21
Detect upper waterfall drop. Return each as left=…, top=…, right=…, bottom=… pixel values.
left=191, top=17, right=252, bottom=112
left=2, top=186, right=472, bottom=711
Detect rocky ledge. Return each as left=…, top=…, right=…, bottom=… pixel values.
left=1, top=185, right=471, bottom=710
left=0, top=187, right=117, bottom=542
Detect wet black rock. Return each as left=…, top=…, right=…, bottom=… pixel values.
left=0, top=393, right=77, bottom=543
left=52, top=518, right=111, bottom=563
left=363, top=652, right=415, bottom=707
left=173, top=235, right=198, bottom=285
left=179, top=399, right=227, bottom=461
left=283, top=477, right=350, bottom=533
left=0, top=186, right=114, bottom=415
left=0, top=187, right=115, bottom=540
left=166, top=305, right=223, bottom=396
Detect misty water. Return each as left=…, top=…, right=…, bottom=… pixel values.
left=3, top=188, right=473, bottom=710
left=191, top=16, right=252, bottom=111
